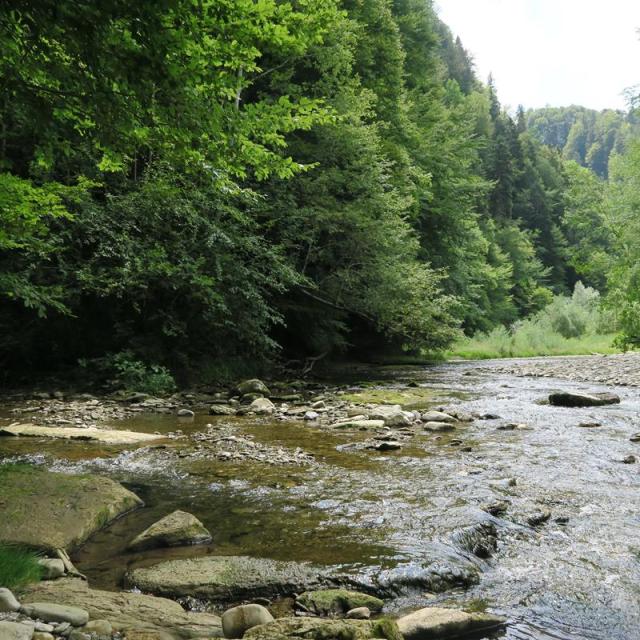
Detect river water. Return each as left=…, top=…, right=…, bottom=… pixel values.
left=1, top=359, right=639, bottom=640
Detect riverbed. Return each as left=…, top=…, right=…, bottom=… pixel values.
left=1, top=356, right=639, bottom=640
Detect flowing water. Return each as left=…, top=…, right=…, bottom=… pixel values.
left=1, top=359, right=639, bottom=640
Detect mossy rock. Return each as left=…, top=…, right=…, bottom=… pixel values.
left=341, top=389, right=436, bottom=410
left=244, top=617, right=401, bottom=640
left=125, top=555, right=327, bottom=601
left=0, top=464, right=142, bottom=552
left=297, top=590, right=384, bottom=616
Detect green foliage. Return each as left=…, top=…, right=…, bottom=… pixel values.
left=451, top=283, right=616, bottom=359
left=0, top=0, right=635, bottom=379
left=0, top=545, right=43, bottom=590
left=605, top=140, right=640, bottom=348
left=526, top=106, right=639, bottom=178
left=101, top=352, right=176, bottom=395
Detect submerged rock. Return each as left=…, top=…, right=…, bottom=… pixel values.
left=296, top=590, right=384, bottom=616
left=0, top=466, right=142, bottom=552
left=125, top=555, right=329, bottom=601
left=527, top=509, right=551, bottom=526
left=375, top=556, right=480, bottom=596
left=332, top=420, right=385, bottom=430
left=396, top=607, right=505, bottom=640
left=127, top=510, right=211, bottom=552
left=222, top=604, right=274, bottom=638
left=450, top=523, right=497, bottom=559
left=22, top=577, right=221, bottom=639
left=548, top=391, right=620, bottom=407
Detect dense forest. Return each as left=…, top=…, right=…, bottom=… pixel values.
left=1, top=0, right=639, bottom=386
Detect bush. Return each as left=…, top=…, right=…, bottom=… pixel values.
left=449, top=282, right=617, bottom=359
left=81, top=351, right=176, bottom=395
left=0, top=545, right=42, bottom=590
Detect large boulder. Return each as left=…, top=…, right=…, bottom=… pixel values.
left=244, top=617, right=401, bottom=640
left=296, top=589, right=384, bottom=616
left=127, top=511, right=211, bottom=552
left=0, top=466, right=142, bottom=552
left=22, top=577, right=222, bottom=640
left=236, top=380, right=271, bottom=397
left=125, top=555, right=327, bottom=601
left=396, top=607, right=505, bottom=640
left=222, top=604, right=274, bottom=638
left=548, top=391, right=620, bottom=407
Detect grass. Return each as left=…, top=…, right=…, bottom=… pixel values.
left=448, top=329, right=618, bottom=360
left=0, top=545, right=42, bottom=590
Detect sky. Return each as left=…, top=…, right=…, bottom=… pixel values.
left=435, top=0, right=640, bottom=111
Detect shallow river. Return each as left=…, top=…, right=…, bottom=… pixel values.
left=2, top=359, right=639, bottom=640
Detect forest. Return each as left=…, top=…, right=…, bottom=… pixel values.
left=1, top=0, right=639, bottom=387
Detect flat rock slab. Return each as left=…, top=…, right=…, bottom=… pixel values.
left=0, top=465, right=142, bottom=551
left=396, top=607, right=506, bottom=640
left=548, top=392, right=620, bottom=407
left=21, top=602, right=89, bottom=626
left=0, top=423, right=164, bottom=444
left=126, top=555, right=329, bottom=601
left=22, top=578, right=221, bottom=640
left=127, top=510, right=211, bottom=552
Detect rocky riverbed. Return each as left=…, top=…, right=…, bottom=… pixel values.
left=1, top=354, right=639, bottom=640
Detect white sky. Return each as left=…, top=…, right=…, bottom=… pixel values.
left=435, top=0, right=640, bottom=111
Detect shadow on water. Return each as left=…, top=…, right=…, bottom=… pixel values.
left=2, top=359, right=640, bottom=639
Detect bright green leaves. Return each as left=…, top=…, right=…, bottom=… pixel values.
left=0, top=174, right=71, bottom=250
left=0, top=0, right=342, bottom=182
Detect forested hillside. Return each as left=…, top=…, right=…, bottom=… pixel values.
left=1, top=0, right=638, bottom=386
left=526, top=106, right=640, bottom=177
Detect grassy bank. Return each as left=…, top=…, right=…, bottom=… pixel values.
left=448, top=328, right=617, bottom=360
left=0, top=545, right=42, bottom=590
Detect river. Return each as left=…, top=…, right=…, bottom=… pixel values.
left=1, top=357, right=639, bottom=640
